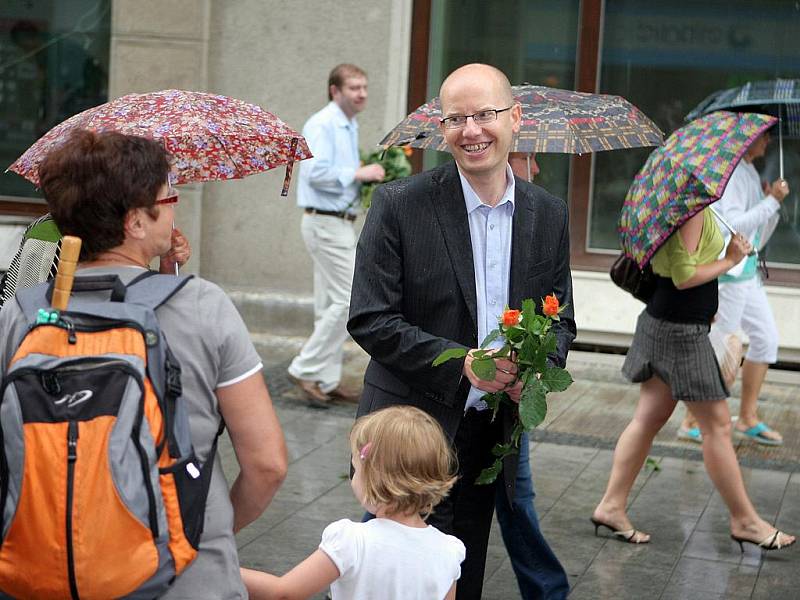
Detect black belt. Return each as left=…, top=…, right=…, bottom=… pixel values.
left=304, top=208, right=357, bottom=222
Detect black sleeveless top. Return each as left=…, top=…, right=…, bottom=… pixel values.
left=646, top=275, right=718, bottom=325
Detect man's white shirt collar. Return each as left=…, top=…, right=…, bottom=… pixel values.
left=458, top=163, right=516, bottom=214
left=328, top=101, right=358, bottom=130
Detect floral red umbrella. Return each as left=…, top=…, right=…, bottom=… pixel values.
left=7, top=89, right=312, bottom=195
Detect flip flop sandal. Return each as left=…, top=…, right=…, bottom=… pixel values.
left=677, top=426, right=703, bottom=443
left=734, top=422, right=783, bottom=446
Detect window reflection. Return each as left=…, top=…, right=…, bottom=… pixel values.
left=0, top=1, right=110, bottom=199
left=425, top=0, right=580, bottom=200
left=592, top=0, right=800, bottom=267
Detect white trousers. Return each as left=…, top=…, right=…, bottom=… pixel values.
left=288, top=214, right=356, bottom=392
left=711, top=277, right=779, bottom=364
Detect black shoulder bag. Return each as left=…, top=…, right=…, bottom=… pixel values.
left=609, top=254, right=656, bottom=303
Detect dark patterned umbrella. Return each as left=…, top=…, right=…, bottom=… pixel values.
left=379, top=85, right=663, bottom=154
left=619, top=112, right=776, bottom=268
left=685, top=79, right=800, bottom=179
left=686, top=79, right=800, bottom=137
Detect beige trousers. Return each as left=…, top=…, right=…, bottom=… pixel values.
left=288, top=213, right=356, bottom=392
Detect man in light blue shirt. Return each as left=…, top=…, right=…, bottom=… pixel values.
left=462, top=164, right=516, bottom=411
left=288, top=64, right=385, bottom=407
left=464, top=159, right=569, bottom=600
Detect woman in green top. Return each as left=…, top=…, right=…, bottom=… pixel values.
left=591, top=208, right=795, bottom=551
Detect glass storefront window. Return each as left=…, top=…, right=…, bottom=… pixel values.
left=0, top=1, right=110, bottom=200
left=591, top=0, right=800, bottom=267
left=425, top=0, right=580, bottom=200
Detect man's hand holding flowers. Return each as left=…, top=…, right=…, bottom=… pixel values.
left=434, top=294, right=573, bottom=483
left=463, top=349, right=518, bottom=394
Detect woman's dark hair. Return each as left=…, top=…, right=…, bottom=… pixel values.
left=38, top=130, right=170, bottom=260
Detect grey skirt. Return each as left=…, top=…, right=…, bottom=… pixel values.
left=622, top=310, right=729, bottom=401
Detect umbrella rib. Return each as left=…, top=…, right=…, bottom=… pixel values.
left=208, top=132, right=246, bottom=179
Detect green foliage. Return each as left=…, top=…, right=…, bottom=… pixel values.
left=644, top=456, right=662, bottom=472
left=433, top=295, right=574, bottom=484
left=480, top=329, right=501, bottom=348
left=475, top=458, right=504, bottom=485
left=491, top=442, right=515, bottom=457
left=541, top=367, right=573, bottom=393
left=359, top=147, right=413, bottom=209
left=541, top=332, right=558, bottom=355
left=431, top=347, right=468, bottom=366
left=519, top=378, right=547, bottom=429
left=471, top=357, right=496, bottom=381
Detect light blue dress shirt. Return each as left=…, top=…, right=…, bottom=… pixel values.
left=460, top=164, right=516, bottom=411
left=297, top=101, right=360, bottom=213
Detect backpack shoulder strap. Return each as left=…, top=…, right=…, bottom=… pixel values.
left=14, top=281, right=53, bottom=326
left=124, top=273, right=194, bottom=311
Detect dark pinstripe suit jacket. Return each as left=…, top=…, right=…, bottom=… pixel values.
left=347, top=161, right=576, bottom=500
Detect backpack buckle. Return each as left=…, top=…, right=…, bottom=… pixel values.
left=41, top=372, right=61, bottom=395
left=165, top=358, right=182, bottom=398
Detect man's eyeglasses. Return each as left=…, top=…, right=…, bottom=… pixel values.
left=155, top=191, right=179, bottom=205
left=440, top=106, right=514, bottom=130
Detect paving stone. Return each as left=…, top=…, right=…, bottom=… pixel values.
left=661, top=556, right=758, bottom=598
left=568, top=560, right=672, bottom=599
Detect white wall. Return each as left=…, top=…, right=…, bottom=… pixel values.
left=573, top=270, right=800, bottom=361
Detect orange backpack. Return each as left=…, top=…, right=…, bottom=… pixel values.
left=0, top=273, right=214, bottom=599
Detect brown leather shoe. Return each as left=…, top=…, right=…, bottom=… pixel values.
left=327, top=384, right=361, bottom=403
left=287, top=374, right=331, bottom=409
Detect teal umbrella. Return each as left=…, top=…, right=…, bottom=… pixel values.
left=619, top=111, right=777, bottom=268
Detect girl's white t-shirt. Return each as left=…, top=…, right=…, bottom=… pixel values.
left=320, top=518, right=466, bottom=600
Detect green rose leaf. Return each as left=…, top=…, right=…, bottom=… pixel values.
left=541, top=367, right=573, bottom=393
left=482, top=391, right=508, bottom=420
left=518, top=334, right=539, bottom=366
left=476, top=458, right=503, bottom=484
left=505, top=326, right=525, bottom=344
left=526, top=316, right=542, bottom=336
left=480, top=329, right=501, bottom=348
left=472, top=357, right=497, bottom=381
left=541, top=331, right=558, bottom=355
left=519, top=378, right=547, bottom=429
left=492, top=442, right=514, bottom=457
left=520, top=299, right=536, bottom=328
left=491, top=344, right=511, bottom=359
left=432, top=347, right=468, bottom=366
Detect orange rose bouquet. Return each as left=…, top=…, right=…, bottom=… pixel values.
left=433, top=294, right=573, bottom=483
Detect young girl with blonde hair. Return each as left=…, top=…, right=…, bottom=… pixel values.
left=242, top=405, right=465, bottom=600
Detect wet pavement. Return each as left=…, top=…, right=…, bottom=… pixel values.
left=226, top=350, right=800, bottom=599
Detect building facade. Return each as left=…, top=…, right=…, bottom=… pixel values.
left=1, top=0, right=799, bottom=359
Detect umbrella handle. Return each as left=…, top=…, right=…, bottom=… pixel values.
left=779, top=106, right=784, bottom=180
left=172, top=220, right=179, bottom=275
left=709, top=206, right=757, bottom=257
left=51, top=236, right=82, bottom=310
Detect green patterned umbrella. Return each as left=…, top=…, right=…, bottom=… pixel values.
left=379, top=85, right=663, bottom=154
left=619, top=111, right=776, bottom=268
